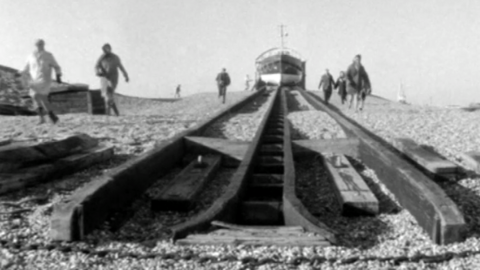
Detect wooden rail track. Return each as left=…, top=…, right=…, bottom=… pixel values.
left=297, top=89, right=466, bottom=245
left=50, top=88, right=267, bottom=241
left=173, top=87, right=336, bottom=246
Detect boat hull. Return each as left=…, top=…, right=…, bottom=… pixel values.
left=256, top=51, right=304, bottom=86
left=260, top=73, right=303, bottom=85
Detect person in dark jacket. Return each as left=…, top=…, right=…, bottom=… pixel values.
left=216, top=68, right=231, bottom=104
left=335, top=71, right=347, bottom=104
left=95, top=43, right=129, bottom=116
left=346, top=54, right=371, bottom=112
left=318, top=69, right=335, bottom=104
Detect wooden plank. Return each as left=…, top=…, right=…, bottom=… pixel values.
left=292, top=138, right=360, bottom=158
left=0, top=145, right=113, bottom=194
left=211, top=220, right=304, bottom=233
left=170, top=88, right=279, bottom=240
left=299, top=90, right=465, bottom=245
left=0, top=133, right=98, bottom=164
left=280, top=89, right=337, bottom=243
left=211, top=229, right=308, bottom=237
left=177, top=234, right=330, bottom=246
left=0, top=140, right=11, bottom=147
left=151, top=155, right=221, bottom=211
left=51, top=89, right=266, bottom=241
left=393, top=138, right=459, bottom=176
left=322, top=155, right=379, bottom=215
left=184, top=136, right=249, bottom=167
left=459, top=151, right=480, bottom=174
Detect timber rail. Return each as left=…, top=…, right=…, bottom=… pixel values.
left=50, top=88, right=267, bottom=241
left=298, top=89, right=466, bottom=245
left=173, top=87, right=336, bottom=246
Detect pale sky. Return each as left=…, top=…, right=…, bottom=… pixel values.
left=1, top=0, right=479, bottom=106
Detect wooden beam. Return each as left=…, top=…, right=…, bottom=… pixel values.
left=51, top=89, right=266, bottom=241
left=211, top=220, right=304, bottom=233
left=0, top=145, right=113, bottom=194
left=177, top=233, right=329, bottom=246
left=292, top=138, right=360, bottom=158
left=392, top=138, right=459, bottom=178
left=151, top=156, right=221, bottom=211
left=460, top=151, right=480, bottom=174
left=0, top=133, right=98, bottom=165
left=322, top=155, right=379, bottom=215
left=281, top=90, right=337, bottom=244
left=299, top=90, right=465, bottom=245
left=184, top=136, right=249, bottom=167
left=171, top=89, right=279, bottom=240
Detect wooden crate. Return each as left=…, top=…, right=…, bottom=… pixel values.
left=49, top=90, right=89, bottom=114
left=48, top=90, right=106, bottom=115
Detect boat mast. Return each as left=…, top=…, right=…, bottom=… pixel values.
left=279, top=24, right=287, bottom=49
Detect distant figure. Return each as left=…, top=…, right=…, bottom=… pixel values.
left=216, top=68, right=231, bottom=104
left=245, top=74, right=252, bottom=91
left=18, top=39, right=62, bottom=124
left=346, top=54, right=371, bottom=112
left=318, top=69, right=335, bottom=104
left=397, top=82, right=406, bottom=104
left=335, top=71, right=347, bottom=104
left=95, top=43, right=129, bottom=116
left=175, top=84, right=181, bottom=98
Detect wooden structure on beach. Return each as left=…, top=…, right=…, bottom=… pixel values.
left=49, top=89, right=106, bottom=115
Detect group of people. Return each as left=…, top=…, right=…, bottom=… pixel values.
left=16, top=39, right=129, bottom=125
left=318, top=54, right=371, bottom=112
left=17, top=39, right=370, bottom=125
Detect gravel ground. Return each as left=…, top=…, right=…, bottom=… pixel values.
left=2, top=90, right=480, bottom=269
left=287, top=90, right=346, bottom=140
left=202, top=91, right=275, bottom=141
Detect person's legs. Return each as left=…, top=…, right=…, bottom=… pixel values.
left=106, top=87, right=119, bottom=116
left=218, top=85, right=223, bottom=98
left=32, top=93, right=46, bottom=124
left=325, top=89, right=332, bottom=104
left=359, top=90, right=366, bottom=111
left=35, top=93, right=58, bottom=123
left=353, top=93, right=360, bottom=112
left=222, top=87, right=226, bottom=104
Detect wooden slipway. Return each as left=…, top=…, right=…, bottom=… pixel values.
left=298, top=89, right=465, bottom=245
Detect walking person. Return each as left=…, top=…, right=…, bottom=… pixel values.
left=346, top=54, right=371, bottom=112
left=335, top=71, right=347, bottom=104
left=95, top=43, right=129, bottom=116
left=18, top=39, right=62, bottom=124
left=318, top=69, right=335, bottom=105
left=245, top=74, right=252, bottom=91
left=216, top=68, right=231, bottom=104
left=175, top=84, right=181, bottom=98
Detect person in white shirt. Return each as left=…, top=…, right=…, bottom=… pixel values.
left=18, top=39, right=62, bottom=124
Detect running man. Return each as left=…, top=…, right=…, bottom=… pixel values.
left=318, top=69, right=335, bottom=105
left=346, top=54, right=371, bottom=112
left=95, top=43, right=129, bottom=116
left=216, top=68, right=231, bottom=104
left=18, top=39, right=62, bottom=124
left=175, top=84, right=181, bottom=98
